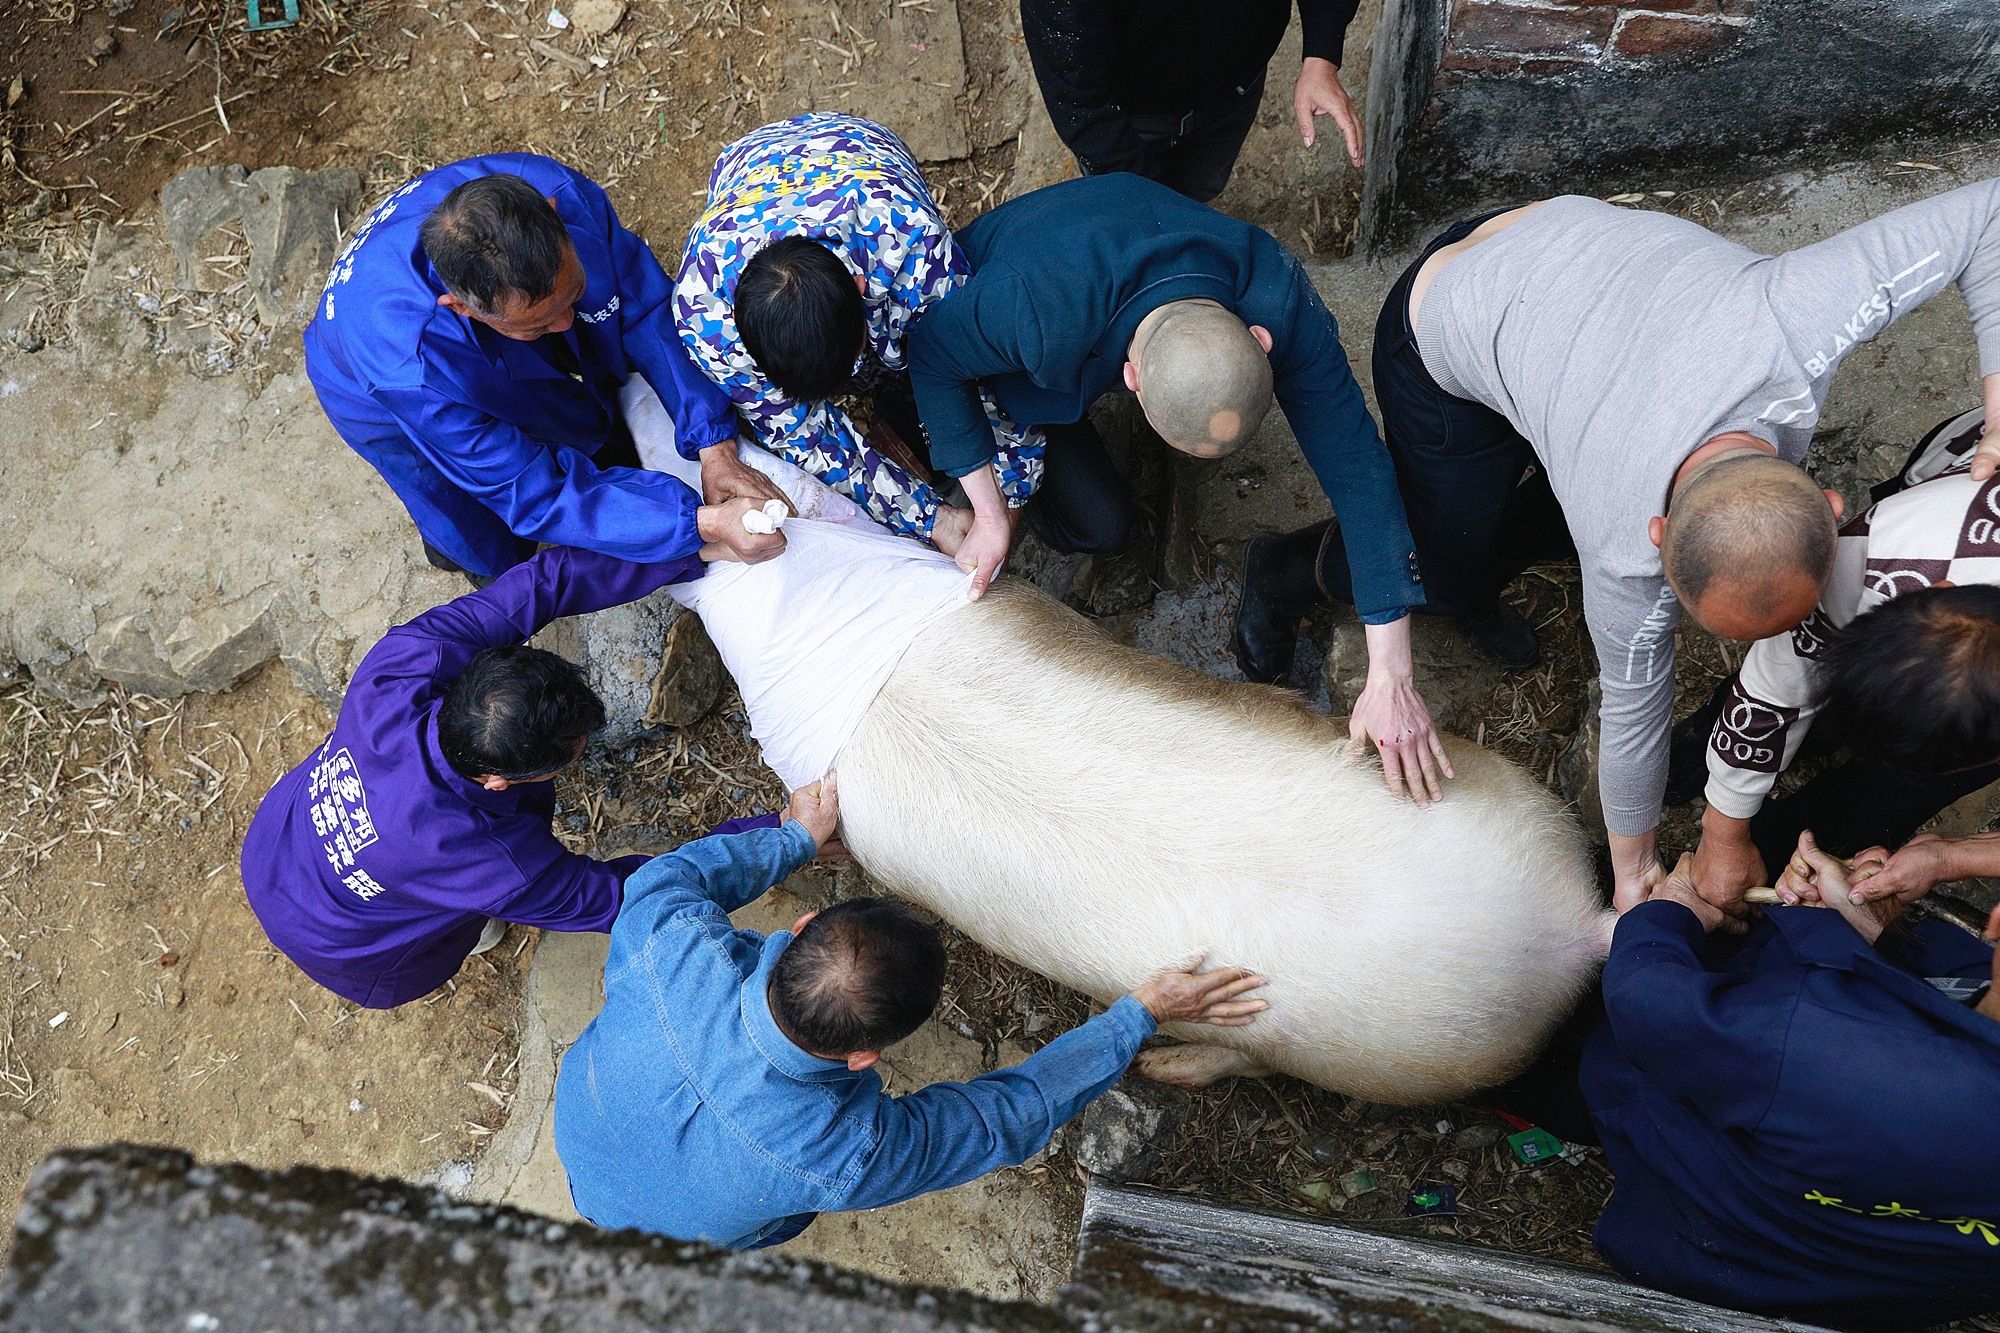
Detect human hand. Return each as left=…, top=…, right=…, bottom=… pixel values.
left=1293, top=57, right=1365, bottom=167
left=784, top=771, right=840, bottom=853
left=696, top=496, right=788, bottom=564
left=1845, top=833, right=1953, bottom=905
left=1645, top=853, right=1745, bottom=934
left=1967, top=375, right=1999, bottom=481
left=1691, top=810, right=1766, bottom=913
left=1610, top=831, right=1667, bottom=915
left=1347, top=618, right=1452, bottom=804
left=1771, top=830, right=1855, bottom=905
left=1793, top=830, right=1902, bottom=944
left=1131, top=958, right=1270, bottom=1027
left=953, top=508, right=1014, bottom=599
left=1349, top=675, right=1451, bottom=804
left=698, top=441, right=797, bottom=515
left=928, top=504, right=974, bottom=559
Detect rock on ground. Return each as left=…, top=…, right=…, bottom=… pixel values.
left=1070, top=1077, right=1191, bottom=1183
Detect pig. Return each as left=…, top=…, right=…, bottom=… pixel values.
left=835, top=579, right=1613, bottom=1104
left=624, top=378, right=1614, bottom=1105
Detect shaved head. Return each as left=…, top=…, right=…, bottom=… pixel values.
left=1132, top=300, right=1274, bottom=457
left=1661, top=453, right=1838, bottom=639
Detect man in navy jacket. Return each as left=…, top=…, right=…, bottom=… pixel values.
left=1573, top=850, right=2000, bottom=1329
left=240, top=546, right=700, bottom=1008
left=304, top=155, right=787, bottom=581
left=905, top=173, right=1450, bottom=803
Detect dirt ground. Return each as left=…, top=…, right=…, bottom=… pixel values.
left=0, top=663, right=537, bottom=1268
left=2, top=0, right=1998, bottom=1325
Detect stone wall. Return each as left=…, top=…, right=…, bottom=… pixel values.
left=1359, top=0, right=2000, bottom=248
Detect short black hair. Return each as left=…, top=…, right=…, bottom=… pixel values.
left=768, top=897, right=946, bottom=1056
left=733, top=236, right=865, bottom=400
left=1818, top=584, right=2000, bottom=774
left=437, top=645, right=605, bottom=781
left=419, top=173, right=571, bottom=314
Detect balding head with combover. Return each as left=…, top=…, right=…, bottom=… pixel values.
left=1127, top=300, right=1274, bottom=457
left=1659, top=452, right=1840, bottom=641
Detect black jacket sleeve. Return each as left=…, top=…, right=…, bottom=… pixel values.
left=1020, top=0, right=1156, bottom=179
left=1297, top=0, right=1360, bottom=67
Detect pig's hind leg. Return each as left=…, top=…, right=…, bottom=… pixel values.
left=1132, top=1043, right=1274, bottom=1089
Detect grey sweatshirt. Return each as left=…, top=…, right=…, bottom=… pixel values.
left=1415, top=182, right=2000, bottom=836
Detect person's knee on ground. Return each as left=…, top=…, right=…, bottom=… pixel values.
left=438, top=644, right=603, bottom=790
left=1657, top=453, right=1841, bottom=642
left=735, top=236, right=866, bottom=401
left=1123, top=300, right=1273, bottom=459
left=767, top=897, right=947, bottom=1070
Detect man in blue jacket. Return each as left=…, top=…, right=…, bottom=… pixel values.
left=241, top=546, right=703, bottom=1008
left=554, top=775, right=1269, bottom=1250
left=1519, top=850, right=2000, bottom=1329
left=304, top=155, right=789, bottom=582
left=904, top=172, right=1451, bottom=804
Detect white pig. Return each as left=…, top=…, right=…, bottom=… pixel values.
left=625, top=379, right=1614, bottom=1106
left=835, top=578, right=1613, bottom=1104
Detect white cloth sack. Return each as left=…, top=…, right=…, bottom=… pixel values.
left=622, top=377, right=973, bottom=793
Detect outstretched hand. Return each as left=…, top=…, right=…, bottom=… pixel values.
left=1131, top=958, right=1269, bottom=1027
left=1346, top=618, right=1452, bottom=805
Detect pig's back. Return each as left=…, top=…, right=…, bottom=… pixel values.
left=836, top=578, right=1611, bottom=1104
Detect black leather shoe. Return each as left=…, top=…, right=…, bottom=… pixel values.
left=1232, top=520, right=1334, bottom=684
left=1461, top=600, right=1540, bottom=669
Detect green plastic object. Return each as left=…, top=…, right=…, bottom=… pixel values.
left=1506, top=1127, right=1564, bottom=1164
left=1337, top=1168, right=1377, bottom=1198
left=246, top=0, right=300, bottom=30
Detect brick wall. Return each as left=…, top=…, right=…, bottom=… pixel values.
left=1357, top=0, right=2000, bottom=252
left=1439, top=0, right=1756, bottom=82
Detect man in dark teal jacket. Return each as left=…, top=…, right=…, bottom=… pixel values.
left=905, top=172, right=1452, bottom=803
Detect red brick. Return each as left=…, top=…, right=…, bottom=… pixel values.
left=1538, top=0, right=1622, bottom=8
left=1439, top=45, right=1523, bottom=73
left=1613, top=13, right=1743, bottom=57
left=1448, top=1, right=1615, bottom=57
left=1621, top=0, right=1754, bottom=12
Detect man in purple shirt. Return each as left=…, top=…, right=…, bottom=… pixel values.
left=241, top=545, right=701, bottom=1008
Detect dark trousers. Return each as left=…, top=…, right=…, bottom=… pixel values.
left=1022, top=417, right=1137, bottom=555
left=1483, top=988, right=1604, bottom=1148
left=1321, top=213, right=1576, bottom=614
left=1088, top=78, right=1264, bottom=204
left=1670, top=677, right=2000, bottom=872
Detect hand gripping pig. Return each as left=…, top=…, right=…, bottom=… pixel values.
left=628, top=379, right=1615, bottom=1104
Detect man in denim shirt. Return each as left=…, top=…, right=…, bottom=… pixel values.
left=553, top=775, right=1267, bottom=1249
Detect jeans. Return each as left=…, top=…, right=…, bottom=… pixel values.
left=1087, top=78, right=1264, bottom=204
left=1321, top=212, right=1577, bottom=614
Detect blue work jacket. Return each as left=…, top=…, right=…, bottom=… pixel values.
left=554, top=826, right=1159, bottom=1249
left=240, top=546, right=701, bottom=1008
left=303, top=154, right=738, bottom=577
left=1586, top=901, right=2000, bottom=1330
left=905, top=172, right=1422, bottom=623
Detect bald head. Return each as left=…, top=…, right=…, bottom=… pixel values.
left=1129, top=300, right=1274, bottom=457
left=1660, top=453, right=1839, bottom=640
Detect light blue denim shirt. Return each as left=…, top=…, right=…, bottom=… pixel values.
left=552, top=821, right=1158, bottom=1249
